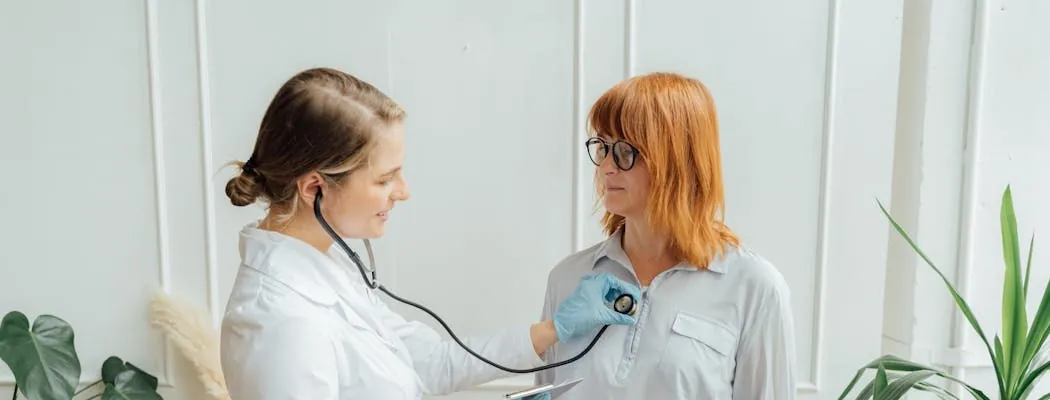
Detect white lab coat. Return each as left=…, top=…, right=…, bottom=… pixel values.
left=220, top=222, right=545, bottom=399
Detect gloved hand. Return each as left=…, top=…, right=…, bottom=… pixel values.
left=552, top=272, right=641, bottom=341
left=522, top=393, right=550, bottom=400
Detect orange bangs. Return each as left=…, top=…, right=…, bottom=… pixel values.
left=588, top=72, right=739, bottom=269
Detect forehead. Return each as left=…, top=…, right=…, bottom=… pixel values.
left=367, top=123, right=404, bottom=166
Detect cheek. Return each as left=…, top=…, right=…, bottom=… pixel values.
left=334, top=185, right=391, bottom=217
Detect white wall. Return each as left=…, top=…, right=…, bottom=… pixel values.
left=882, top=0, right=1050, bottom=397
left=8, top=0, right=1044, bottom=399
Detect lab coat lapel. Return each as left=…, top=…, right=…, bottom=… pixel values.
left=323, top=246, right=415, bottom=366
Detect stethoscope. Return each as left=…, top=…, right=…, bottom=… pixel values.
left=313, top=189, right=638, bottom=373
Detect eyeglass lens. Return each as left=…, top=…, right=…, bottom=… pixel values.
left=585, top=138, right=636, bottom=170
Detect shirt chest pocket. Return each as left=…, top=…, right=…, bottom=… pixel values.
left=656, top=312, right=738, bottom=394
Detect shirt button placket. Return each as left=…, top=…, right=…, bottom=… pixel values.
left=615, top=275, right=660, bottom=381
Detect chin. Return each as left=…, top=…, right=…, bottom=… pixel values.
left=602, top=200, right=627, bottom=215
left=364, top=222, right=388, bottom=239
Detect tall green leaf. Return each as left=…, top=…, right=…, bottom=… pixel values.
left=1016, top=359, right=1050, bottom=399
left=875, top=363, right=889, bottom=396
left=856, top=372, right=959, bottom=400
left=0, top=312, right=81, bottom=400
left=875, top=370, right=938, bottom=400
left=877, top=200, right=1006, bottom=398
left=1022, top=238, right=1050, bottom=379
left=837, top=354, right=989, bottom=400
left=1024, top=234, right=1035, bottom=298
left=1000, top=185, right=1028, bottom=396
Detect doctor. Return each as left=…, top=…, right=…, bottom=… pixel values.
left=218, top=67, right=640, bottom=399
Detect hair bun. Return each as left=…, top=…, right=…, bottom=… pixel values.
left=225, top=167, right=259, bottom=206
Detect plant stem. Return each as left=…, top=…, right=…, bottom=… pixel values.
left=83, top=394, right=102, bottom=400
left=10, top=383, right=16, bottom=400
left=73, top=379, right=103, bottom=396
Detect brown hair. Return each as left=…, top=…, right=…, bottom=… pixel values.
left=224, top=67, right=406, bottom=223
left=589, top=72, right=739, bottom=269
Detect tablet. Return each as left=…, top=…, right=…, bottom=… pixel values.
left=503, top=377, right=583, bottom=399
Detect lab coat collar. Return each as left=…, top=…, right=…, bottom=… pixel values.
left=238, top=221, right=343, bottom=306
left=592, top=225, right=728, bottom=274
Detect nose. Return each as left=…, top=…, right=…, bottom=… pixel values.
left=599, top=155, right=619, bottom=175
left=394, top=181, right=411, bottom=201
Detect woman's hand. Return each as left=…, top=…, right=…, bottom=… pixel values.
left=552, top=273, right=641, bottom=341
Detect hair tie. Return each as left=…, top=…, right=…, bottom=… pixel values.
left=242, top=158, right=257, bottom=175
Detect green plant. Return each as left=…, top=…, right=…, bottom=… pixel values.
left=838, top=185, right=1050, bottom=399
left=0, top=311, right=162, bottom=400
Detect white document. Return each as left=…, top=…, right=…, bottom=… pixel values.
left=502, top=377, right=583, bottom=399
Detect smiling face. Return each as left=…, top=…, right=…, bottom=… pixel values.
left=313, top=122, right=410, bottom=239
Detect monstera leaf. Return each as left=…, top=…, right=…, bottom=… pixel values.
left=101, top=368, right=162, bottom=400
left=100, top=356, right=160, bottom=399
left=0, top=311, right=81, bottom=399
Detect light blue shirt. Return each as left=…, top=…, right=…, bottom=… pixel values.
left=536, top=228, right=797, bottom=399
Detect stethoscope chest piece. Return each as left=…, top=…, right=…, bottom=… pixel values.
left=613, top=294, right=638, bottom=316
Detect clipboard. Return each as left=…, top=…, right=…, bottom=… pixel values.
left=502, top=377, right=583, bottom=399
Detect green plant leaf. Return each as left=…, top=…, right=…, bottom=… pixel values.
left=101, top=369, right=162, bottom=400
left=1024, top=234, right=1035, bottom=298
left=1022, top=240, right=1050, bottom=385
left=101, top=356, right=158, bottom=391
left=855, top=372, right=959, bottom=400
left=875, top=363, right=889, bottom=395
left=102, top=356, right=125, bottom=384
left=0, top=311, right=81, bottom=400
left=1000, top=185, right=1028, bottom=396
left=996, top=336, right=1006, bottom=374
left=875, top=369, right=938, bottom=400
left=837, top=354, right=989, bottom=400
left=877, top=200, right=1006, bottom=398
left=1016, top=359, right=1050, bottom=399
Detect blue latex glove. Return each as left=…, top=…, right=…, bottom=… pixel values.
left=552, top=272, right=641, bottom=341
left=522, top=393, right=551, bottom=400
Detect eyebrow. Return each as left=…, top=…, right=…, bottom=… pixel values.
left=380, top=167, right=401, bottom=177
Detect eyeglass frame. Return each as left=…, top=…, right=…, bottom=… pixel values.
left=584, top=137, right=640, bottom=171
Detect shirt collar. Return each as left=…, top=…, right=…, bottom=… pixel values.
left=238, top=221, right=346, bottom=306
left=592, top=225, right=728, bottom=274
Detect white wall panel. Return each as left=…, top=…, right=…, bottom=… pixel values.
left=0, top=0, right=174, bottom=391
left=884, top=0, right=1050, bottom=398
left=12, top=0, right=1017, bottom=399
left=954, top=0, right=1050, bottom=394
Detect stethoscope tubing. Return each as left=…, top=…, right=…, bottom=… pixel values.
left=312, top=189, right=614, bottom=373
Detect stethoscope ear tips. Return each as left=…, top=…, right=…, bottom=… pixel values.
left=613, top=293, right=638, bottom=316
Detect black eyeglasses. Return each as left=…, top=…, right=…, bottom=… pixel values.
left=585, top=137, right=639, bottom=171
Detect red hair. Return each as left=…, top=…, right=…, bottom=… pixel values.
left=589, top=72, right=739, bottom=268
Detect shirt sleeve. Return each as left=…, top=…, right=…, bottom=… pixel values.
left=534, top=273, right=558, bottom=386
left=221, top=317, right=339, bottom=400
left=732, top=280, right=798, bottom=399
left=367, top=289, right=546, bottom=395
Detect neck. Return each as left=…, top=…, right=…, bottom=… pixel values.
left=261, top=211, right=334, bottom=254
left=621, top=219, right=678, bottom=285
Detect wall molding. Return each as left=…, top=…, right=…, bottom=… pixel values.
left=796, top=0, right=844, bottom=392
left=945, top=0, right=990, bottom=392
left=0, top=0, right=175, bottom=388
left=194, top=0, right=221, bottom=328
left=624, top=0, right=636, bottom=78
left=145, top=0, right=175, bottom=387
left=571, top=0, right=587, bottom=253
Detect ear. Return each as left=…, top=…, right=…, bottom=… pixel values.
left=296, top=172, right=326, bottom=209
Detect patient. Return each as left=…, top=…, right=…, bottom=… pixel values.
left=535, top=72, right=797, bottom=399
